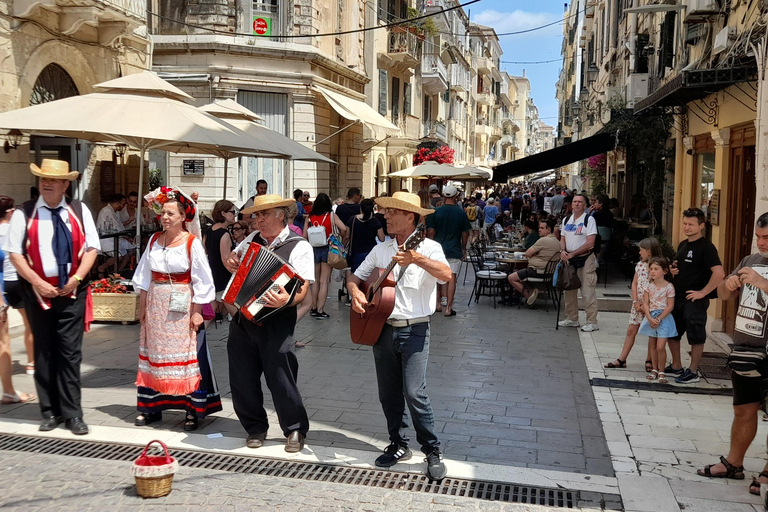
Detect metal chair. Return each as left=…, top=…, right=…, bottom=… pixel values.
left=524, top=255, right=560, bottom=312
left=467, top=246, right=508, bottom=309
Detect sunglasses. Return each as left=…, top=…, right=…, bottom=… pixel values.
left=232, top=226, right=245, bottom=231
left=226, top=210, right=236, bottom=214
left=683, top=208, right=704, bottom=216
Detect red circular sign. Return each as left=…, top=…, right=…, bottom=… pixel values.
left=253, top=18, right=268, bottom=35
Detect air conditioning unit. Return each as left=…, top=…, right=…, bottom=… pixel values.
left=713, top=26, right=736, bottom=54
left=626, top=73, right=649, bottom=106
left=685, top=0, right=721, bottom=23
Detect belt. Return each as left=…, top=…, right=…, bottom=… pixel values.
left=386, top=316, right=430, bottom=328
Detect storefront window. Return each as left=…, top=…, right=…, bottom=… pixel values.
left=696, top=152, right=715, bottom=240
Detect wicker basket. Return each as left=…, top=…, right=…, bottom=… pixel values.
left=131, top=440, right=179, bottom=499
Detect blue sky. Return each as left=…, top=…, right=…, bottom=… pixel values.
left=469, top=0, right=567, bottom=128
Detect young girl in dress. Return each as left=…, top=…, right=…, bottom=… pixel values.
left=605, top=237, right=663, bottom=370
left=640, top=257, right=678, bottom=383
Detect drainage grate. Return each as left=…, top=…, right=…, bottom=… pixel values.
left=698, top=352, right=731, bottom=380
left=0, top=434, right=599, bottom=508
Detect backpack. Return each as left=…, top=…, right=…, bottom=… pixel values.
left=307, top=213, right=329, bottom=247
left=466, top=205, right=477, bottom=221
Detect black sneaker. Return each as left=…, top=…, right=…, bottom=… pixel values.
left=425, top=449, right=447, bottom=481
left=675, top=368, right=701, bottom=384
left=375, top=443, right=412, bottom=467
left=664, top=364, right=684, bottom=377
left=315, top=312, right=330, bottom=319
left=310, top=309, right=318, bottom=317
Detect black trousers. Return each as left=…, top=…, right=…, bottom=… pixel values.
left=227, top=309, right=309, bottom=437
left=21, top=281, right=87, bottom=420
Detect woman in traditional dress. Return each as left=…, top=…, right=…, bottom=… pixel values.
left=131, top=187, right=221, bottom=431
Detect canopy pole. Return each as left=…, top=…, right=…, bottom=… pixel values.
left=135, top=145, right=146, bottom=260
left=313, top=119, right=360, bottom=148
left=222, top=157, right=229, bottom=200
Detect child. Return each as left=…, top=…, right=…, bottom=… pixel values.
left=605, top=237, right=663, bottom=370
left=640, top=257, right=678, bottom=383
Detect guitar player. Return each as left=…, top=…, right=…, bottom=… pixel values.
left=347, top=192, right=452, bottom=482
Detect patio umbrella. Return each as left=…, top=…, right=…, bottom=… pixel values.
left=388, top=161, right=492, bottom=180
left=199, top=100, right=335, bottom=199
left=0, top=71, right=264, bottom=255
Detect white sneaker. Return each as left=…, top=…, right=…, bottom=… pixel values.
left=441, top=297, right=448, bottom=307
left=581, top=323, right=599, bottom=332
left=526, top=288, right=539, bottom=306
left=558, top=319, right=580, bottom=327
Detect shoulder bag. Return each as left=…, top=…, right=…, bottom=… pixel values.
left=307, top=213, right=329, bottom=247
left=555, top=260, right=581, bottom=292
left=327, top=212, right=349, bottom=269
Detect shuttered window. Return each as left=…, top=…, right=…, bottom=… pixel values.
left=403, top=82, right=411, bottom=117
left=392, top=76, right=400, bottom=125
left=378, top=69, right=388, bottom=116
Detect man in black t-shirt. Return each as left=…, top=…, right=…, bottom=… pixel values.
left=696, top=212, right=768, bottom=490
left=335, top=187, right=362, bottom=225
left=668, top=208, right=725, bottom=384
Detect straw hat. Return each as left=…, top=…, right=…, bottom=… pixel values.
left=240, top=194, right=294, bottom=215
left=375, top=191, right=434, bottom=217
left=30, top=159, right=79, bottom=181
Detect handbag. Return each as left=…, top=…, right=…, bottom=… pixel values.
left=327, top=213, right=349, bottom=270
left=307, top=213, right=329, bottom=247
left=556, top=261, right=581, bottom=292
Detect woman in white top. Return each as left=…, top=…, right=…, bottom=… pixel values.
left=131, top=188, right=220, bottom=431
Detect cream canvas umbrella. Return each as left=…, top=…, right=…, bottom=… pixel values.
left=388, top=161, right=492, bottom=180
left=0, top=71, right=267, bottom=254
left=198, top=100, right=335, bottom=199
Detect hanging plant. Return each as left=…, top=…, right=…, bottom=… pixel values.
left=413, top=145, right=455, bottom=165
left=584, top=153, right=607, bottom=196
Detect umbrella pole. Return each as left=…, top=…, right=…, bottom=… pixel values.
left=222, top=157, right=229, bottom=200
left=136, top=146, right=146, bottom=260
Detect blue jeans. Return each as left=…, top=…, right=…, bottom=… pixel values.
left=372, top=322, right=440, bottom=454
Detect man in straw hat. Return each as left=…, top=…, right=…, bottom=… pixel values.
left=5, top=159, right=100, bottom=435
left=347, top=191, right=452, bottom=481
left=224, top=194, right=315, bottom=452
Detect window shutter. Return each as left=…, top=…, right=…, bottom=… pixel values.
left=392, top=76, right=400, bottom=125
left=387, top=0, right=396, bottom=22
left=403, top=82, right=411, bottom=117
left=378, top=69, right=388, bottom=116
left=661, top=11, right=675, bottom=69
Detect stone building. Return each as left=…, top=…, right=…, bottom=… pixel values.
left=0, top=0, right=149, bottom=205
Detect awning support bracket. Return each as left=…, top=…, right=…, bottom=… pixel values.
left=314, top=119, right=361, bottom=148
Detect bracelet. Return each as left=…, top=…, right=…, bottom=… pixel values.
left=73, top=275, right=83, bottom=283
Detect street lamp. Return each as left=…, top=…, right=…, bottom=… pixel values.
left=3, top=129, right=22, bottom=153
left=587, top=63, right=599, bottom=85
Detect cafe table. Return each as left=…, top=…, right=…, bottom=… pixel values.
left=496, top=256, right=528, bottom=275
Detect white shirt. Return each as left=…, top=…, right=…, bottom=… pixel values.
left=354, top=234, right=448, bottom=320
left=6, top=197, right=101, bottom=278
left=132, top=235, right=215, bottom=304
left=561, top=212, right=597, bottom=252
left=235, top=225, right=316, bottom=284
left=0, top=223, right=18, bottom=281
left=96, top=204, right=126, bottom=253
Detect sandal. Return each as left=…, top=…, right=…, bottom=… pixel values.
left=1, top=391, right=36, bottom=404
left=25, top=362, right=35, bottom=375
left=697, top=455, right=745, bottom=480
left=184, top=412, right=199, bottom=432
left=134, top=412, right=162, bottom=426
left=604, top=359, right=627, bottom=369
left=646, top=370, right=658, bottom=381
left=749, top=471, right=768, bottom=495
left=658, top=372, right=668, bottom=384
left=645, top=360, right=653, bottom=372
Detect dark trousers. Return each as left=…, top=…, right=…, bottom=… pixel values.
left=227, top=310, right=309, bottom=437
left=373, top=322, right=439, bottom=454
left=22, top=282, right=86, bottom=420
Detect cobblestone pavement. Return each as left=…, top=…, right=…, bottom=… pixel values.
left=1, top=276, right=612, bottom=476
left=0, top=449, right=597, bottom=511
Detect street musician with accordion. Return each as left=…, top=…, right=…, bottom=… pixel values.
left=223, top=194, right=314, bottom=453
left=346, top=192, right=452, bottom=481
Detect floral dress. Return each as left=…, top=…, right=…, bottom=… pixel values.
left=629, top=261, right=650, bottom=325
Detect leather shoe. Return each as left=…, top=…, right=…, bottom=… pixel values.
left=65, top=417, right=89, bottom=435
left=285, top=431, right=305, bottom=453
left=39, top=416, right=62, bottom=432
left=246, top=432, right=267, bottom=449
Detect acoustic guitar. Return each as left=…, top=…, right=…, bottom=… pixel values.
left=350, top=226, right=425, bottom=345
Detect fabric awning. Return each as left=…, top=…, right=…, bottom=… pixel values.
left=314, top=85, right=400, bottom=136
left=492, top=132, right=617, bottom=183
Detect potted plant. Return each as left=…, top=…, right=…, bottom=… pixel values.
left=91, top=274, right=140, bottom=324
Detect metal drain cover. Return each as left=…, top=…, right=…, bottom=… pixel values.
left=0, top=434, right=621, bottom=509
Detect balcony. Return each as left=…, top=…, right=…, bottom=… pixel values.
left=450, top=65, right=471, bottom=93
left=13, top=0, right=147, bottom=44
left=423, top=119, right=448, bottom=142
left=500, top=132, right=518, bottom=151
left=474, top=56, right=492, bottom=75
left=476, top=87, right=493, bottom=106
left=422, top=54, right=449, bottom=95
left=383, top=29, right=421, bottom=72
left=475, top=119, right=493, bottom=137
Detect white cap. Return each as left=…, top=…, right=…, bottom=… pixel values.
left=442, top=185, right=458, bottom=198
left=429, top=184, right=439, bottom=193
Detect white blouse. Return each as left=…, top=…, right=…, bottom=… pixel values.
left=132, top=235, right=215, bottom=304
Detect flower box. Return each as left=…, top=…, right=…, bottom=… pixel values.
left=92, top=292, right=140, bottom=324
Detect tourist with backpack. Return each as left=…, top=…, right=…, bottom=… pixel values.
left=304, top=193, right=347, bottom=319
left=465, top=196, right=480, bottom=244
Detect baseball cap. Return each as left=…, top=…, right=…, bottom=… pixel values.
left=488, top=198, right=495, bottom=204
left=442, top=185, right=458, bottom=198
left=429, top=184, right=439, bottom=193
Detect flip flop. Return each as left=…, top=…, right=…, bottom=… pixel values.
left=444, top=310, right=457, bottom=316
left=1, top=392, right=36, bottom=404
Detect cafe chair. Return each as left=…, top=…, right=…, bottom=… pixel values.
left=467, top=247, right=508, bottom=309
left=524, top=255, right=560, bottom=312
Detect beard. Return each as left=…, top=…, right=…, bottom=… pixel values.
left=760, top=250, right=768, bottom=259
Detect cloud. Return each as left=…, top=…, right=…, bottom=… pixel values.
left=473, top=9, right=563, bottom=38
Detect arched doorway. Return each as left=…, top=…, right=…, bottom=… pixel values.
left=375, top=157, right=385, bottom=197
left=388, top=159, right=401, bottom=193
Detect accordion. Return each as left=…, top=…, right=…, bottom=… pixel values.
left=222, top=242, right=304, bottom=323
